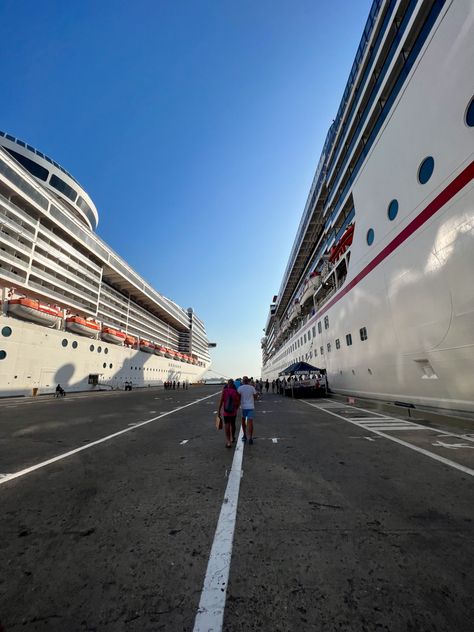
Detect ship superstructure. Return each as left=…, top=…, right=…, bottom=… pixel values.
left=262, top=0, right=474, bottom=415
left=0, top=132, right=212, bottom=395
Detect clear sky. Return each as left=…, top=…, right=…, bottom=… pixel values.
left=1, top=0, right=372, bottom=379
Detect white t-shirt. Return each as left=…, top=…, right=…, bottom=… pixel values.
left=238, top=384, right=257, bottom=409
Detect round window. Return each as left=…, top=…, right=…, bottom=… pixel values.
left=418, top=156, right=434, bottom=184
left=387, top=199, right=398, bottom=221
left=366, top=228, right=375, bottom=245
left=0, top=350, right=6, bottom=360
left=109, top=363, right=113, bottom=369
left=97, top=346, right=102, bottom=353
left=90, top=344, right=95, bottom=352
left=104, top=348, right=108, bottom=355
left=1, top=326, right=12, bottom=337
left=466, top=96, right=474, bottom=127
left=103, top=362, right=107, bottom=369
left=72, top=341, right=78, bottom=349
left=62, top=339, right=68, bottom=347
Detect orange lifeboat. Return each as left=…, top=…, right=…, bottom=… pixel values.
left=66, top=316, right=100, bottom=337
left=101, top=326, right=126, bottom=345
left=329, top=223, right=354, bottom=264
left=163, top=348, right=172, bottom=358
left=155, top=346, right=166, bottom=356
left=124, top=335, right=137, bottom=347
left=139, top=339, right=154, bottom=353
left=8, top=297, right=63, bottom=327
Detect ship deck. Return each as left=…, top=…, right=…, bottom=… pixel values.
left=0, top=386, right=473, bottom=631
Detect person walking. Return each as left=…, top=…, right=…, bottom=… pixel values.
left=271, top=379, right=276, bottom=393
left=265, top=379, right=269, bottom=393
left=237, top=376, right=258, bottom=444
left=217, top=379, right=240, bottom=448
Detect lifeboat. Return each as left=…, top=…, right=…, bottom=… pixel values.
left=177, top=353, right=186, bottom=362
left=329, top=223, right=354, bottom=264
left=101, top=326, right=126, bottom=345
left=300, top=273, right=321, bottom=304
left=154, top=345, right=163, bottom=356
left=182, top=355, right=191, bottom=363
left=139, top=339, right=154, bottom=353
left=66, top=316, right=100, bottom=337
left=8, top=297, right=63, bottom=327
left=163, top=348, right=173, bottom=358
left=124, top=335, right=137, bottom=347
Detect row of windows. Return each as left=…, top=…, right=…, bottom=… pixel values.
left=280, top=327, right=368, bottom=367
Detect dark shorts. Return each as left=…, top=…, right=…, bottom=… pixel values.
left=223, top=415, right=236, bottom=425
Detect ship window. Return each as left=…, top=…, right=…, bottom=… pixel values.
left=320, top=346, right=324, bottom=355
left=304, top=334, right=307, bottom=343
left=97, top=346, right=102, bottom=353
left=307, top=330, right=311, bottom=340
left=90, top=344, right=95, bottom=351
left=104, top=348, right=108, bottom=354
left=466, top=97, right=474, bottom=127
left=318, top=321, right=322, bottom=334
left=366, top=228, right=374, bottom=245
left=103, top=362, right=107, bottom=369
left=360, top=327, right=368, bottom=341
left=312, top=326, right=316, bottom=337
left=324, top=316, right=329, bottom=330
left=72, top=341, right=78, bottom=349
left=27, top=144, right=35, bottom=152
left=62, top=339, right=68, bottom=347
left=418, top=157, right=434, bottom=184
left=50, top=174, right=77, bottom=202
left=0, top=350, right=6, bottom=359
left=17, top=140, right=25, bottom=147
left=335, top=338, right=340, bottom=349
left=346, top=333, right=352, bottom=346
left=4, top=147, right=49, bottom=181
left=387, top=199, right=398, bottom=221
left=327, top=343, right=331, bottom=352
left=1, top=326, right=12, bottom=337
left=109, top=363, right=112, bottom=369
left=6, top=134, right=15, bottom=141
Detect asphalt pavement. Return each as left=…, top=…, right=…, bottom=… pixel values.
left=0, top=386, right=472, bottom=631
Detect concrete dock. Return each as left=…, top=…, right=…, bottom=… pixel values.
left=0, top=386, right=472, bottom=631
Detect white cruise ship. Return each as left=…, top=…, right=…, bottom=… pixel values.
left=262, top=0, right=474, bottom=415
left=0, top=132, right=213, bottom=396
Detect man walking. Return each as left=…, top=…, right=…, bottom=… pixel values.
left=237, top=376, right=258, bottom=444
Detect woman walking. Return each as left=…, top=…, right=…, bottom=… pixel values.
left=217, top=379, right=240, bottom=448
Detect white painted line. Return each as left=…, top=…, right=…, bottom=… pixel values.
left=193, top=426, right=245, bottom=632
left=364, top=437, right=376, bottom=442
left=302, top=400, right=474, bottom=477
left=272, top=438, right=278, bottom=443
left=0, top=391, right=220, bottom=487
left=180, top=440, right=189, bottom=445
left=360, top=425, right=426, bottom=431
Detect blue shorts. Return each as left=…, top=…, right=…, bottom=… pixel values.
left=242, top=409, right=254, bottom=420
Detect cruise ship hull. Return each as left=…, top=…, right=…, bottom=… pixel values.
left=0, top=316, right=209, bottom=396
left=262, top=0, right=474, bottom=415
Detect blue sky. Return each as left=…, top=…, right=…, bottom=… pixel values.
left=1, top=0, right=372, bottom=378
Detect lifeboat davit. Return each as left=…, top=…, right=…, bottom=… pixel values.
left=329, top=223, right=354, bottom=264
left=101, top=326, right=126, bottom=345
left=124, top=335, right=137, bottom=347
left=66, top=316, right=100, bottom=337
left=8, top=297, right=63, bottom=327
left=139, top=339, right=154, bottom=353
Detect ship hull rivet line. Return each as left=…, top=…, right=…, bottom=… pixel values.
left=193, top=425, right=245, bottom=632
left=0, top=392, right=220, bottom=487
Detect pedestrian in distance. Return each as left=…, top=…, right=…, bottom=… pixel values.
left=265, top=379, right=269, bottom=393
left=217, top=379, right=240, bottom=448
left=271, top=379, right=276, bottom=393
left=237, top=376, right=258, bottom=444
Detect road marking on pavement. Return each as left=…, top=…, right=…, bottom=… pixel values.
left=0, top=392, right=220, bottom=487
left=180, top=440, right=189, bottom=445
left=193, top=426, right=245, bottom=632
left=302, top=400, right=474, bottom=477
left=272, top=438, right=278, bottom=443
left=432, top=440, right=474, bottom=450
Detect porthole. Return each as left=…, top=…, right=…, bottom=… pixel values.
left=72, top=341, right=78, bottom=349
left=366, top=228, right=374, bottom=245
left=418, top=156, right=434, bottom=184
left=109, top=363, right=112, bottom=369
left=62, top=339, right=68, bottom=347
left=90, top=345, right=95, bottom=351
left=1, top=326, right=12, bottom=337
left=97, top=346, right=102, bottom=353
left=0, top=350, right=6, bottom=360
left=466, top=96, right=474, bottom=127
left=387, top=199, right=398, bottom=221
left=104, top=348, right=108, bottom=355
left=103, top=362, right=107, bottom=369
